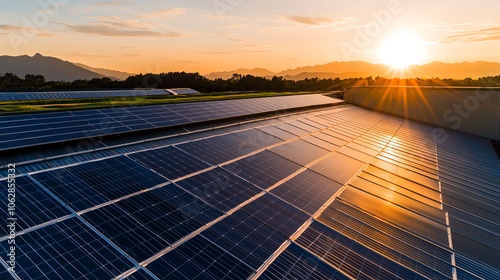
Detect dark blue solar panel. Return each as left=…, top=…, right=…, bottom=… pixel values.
left=0, top=217, right=135, bottom=279
left=259, top=242, right=350, bottom=280
left=0, top=269, right=15, bottom=279
left=146, top=235, right=254, bottom=280
left=271, top=170, right=343, bottom=215
left=128, top=146, right=211, bottom=180
left=201, top=210, right=287, bottom=269
left=223, top=150, right=303, bottom=189
left=239, top=193, right=310, bottom=238
left=176, top=133, right=258, bottom=165
left=31, top=156, right=167, bottom=211
left=174, top=167, right=262, bottom=212
left=82, top=184, right=224, bottom=262
left=0, top=176, right=71, bottom=236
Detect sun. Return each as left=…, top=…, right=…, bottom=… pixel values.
left=379, top=34, right=425, bottom=69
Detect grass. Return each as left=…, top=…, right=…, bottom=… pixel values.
left=0, top=91, right=318, bottom=114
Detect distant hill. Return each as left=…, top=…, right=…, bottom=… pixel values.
left=207, top=61, right=500, bottom=80
left=0, top=53, right=134, bottom=82
left=74, top=63, right=135, bottom=81
left=0, top=53, right=107, bottom=82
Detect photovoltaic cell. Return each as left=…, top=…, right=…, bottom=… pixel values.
left=127, top=146, right=211, bottom=180
left=176, top=134, right=253, bottom=165
left=201, top=210, right=287, bottom=269
left=271, top=170, right=343, bottom=215
left=309, top=152, right=366, bottom=185
left=82, top=183, right=224, bottom=262
left=0, top=217, right=135, bottom=279
left=269, top=139, right=330, bottom=166
left=239, top=193, right=310, bottom=238
left=0, top=176, right=71, bottom=236
left=174, top=167, right=262, bottom=212
left=257, top=125, right=297, bottom=141
left=223, top=150, right=303, bottom=189
left=259, top=242, right=350, bottom=280
left=146, top=235, right=254, bottom=280
left=301, top=135, right=340, bottom=152
left=31, top=156, right=167, bottom=211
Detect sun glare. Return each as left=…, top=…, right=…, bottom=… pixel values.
left=379, top=34, right=425, bottom=69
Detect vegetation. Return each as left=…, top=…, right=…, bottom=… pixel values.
left=1, top=72, right=500, bottom=92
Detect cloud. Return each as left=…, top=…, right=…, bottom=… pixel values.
left=425, top=19, right=500, bottom=44
left=68, top=24, right=182, bottom=37
left=67, top=16, right=184, bottom=37
left=139, top=8, right=187, bottom=18
left=439, top=27, right=500, bottom=44
left=280, top=15, right=358, bottom=26
left=0, top=25, right=41, bottom=32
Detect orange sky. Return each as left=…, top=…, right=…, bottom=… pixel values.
left=2, top=0, right=500, bottom=74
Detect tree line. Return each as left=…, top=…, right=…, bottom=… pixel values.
left=1, top=72, right=500, bottom=92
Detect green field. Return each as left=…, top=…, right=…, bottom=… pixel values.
left=0, top=91, right=320, bottom=114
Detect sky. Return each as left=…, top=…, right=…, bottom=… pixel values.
left=1, top=0, right=500, bottom=74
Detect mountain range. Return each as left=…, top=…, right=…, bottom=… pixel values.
left=1, top=54, right=500, bottom=82
left=206, top=61, right=500, bottom=80
left=0, top=53, right=134, bottom=82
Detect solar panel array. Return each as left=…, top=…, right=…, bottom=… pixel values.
left=0, top=90, right=171, bottom=102
left=0, top=96, right=499, bottom=280
left=0, top=94, right=337, bottom=152
left=166, top=88, right=200, bottom=95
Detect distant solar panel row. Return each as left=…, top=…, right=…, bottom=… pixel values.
left=0, top=101, right=498, bottom=280
left=0, top=94, right=339, bottom=151
left=0, top=89, right=170, bottom=102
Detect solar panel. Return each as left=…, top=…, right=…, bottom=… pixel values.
left=146, top=235, right=254, bottom=280
left=309, top=152, right=366, bottom=185
left=223, top=150, right=303, bottom=189
left=0, top=94, right=339, bottom=152
left=259, top=243, right=351, bottom=280
left=31, top=156, right=167, bottom=211
left=0, top=89, right=170, bottom=102
left=0, top=217, right=135, bottom=279
left=271, top=170, right=343, bottom=215
left=200, top=210, right=287, bottom=269
left=238, top=193, right=310, bottom=238
left=0, top=176, right=71, bottom=236
left=81, top=183, right=223, bottom=262
left=127, top=146, right=211, bottom=180
left=269, top=139, right=330, bottom=166
left=174, top=167, right=262, bottom=212
left=296, top=220, right=434, bottom=280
